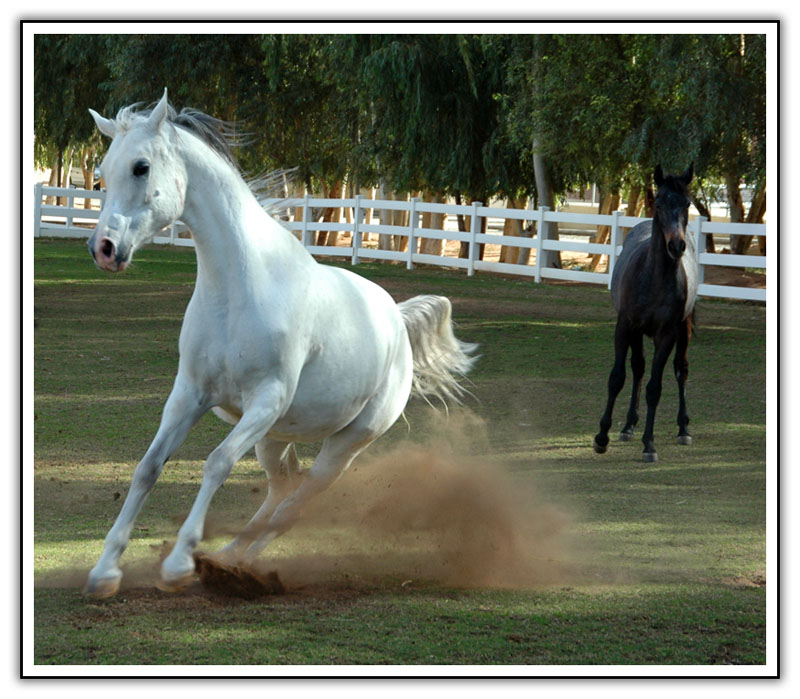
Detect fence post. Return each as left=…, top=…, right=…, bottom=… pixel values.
left=34, top=183, right=43, bottom=238
left=66, top=192, right=74, bottom=232
left=535, top=206, right=548, bottom=283
left=407, top=197, right=419, bottom=270
left=467, top=201, right=482, bottom=276
left=608, top=209, right=622, bottom=289
left=352, top=194, right=362, bottom=266
left=302, top=194, right=311, bottom=249
left=694, top=216, right=707, bottom=285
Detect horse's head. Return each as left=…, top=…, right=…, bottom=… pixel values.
left=87, top=89, right=187, bottom=272
left=653, top=163, right=693, bottom=261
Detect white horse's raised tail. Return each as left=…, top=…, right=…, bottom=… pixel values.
left=84, top=90, right=478, bottom=598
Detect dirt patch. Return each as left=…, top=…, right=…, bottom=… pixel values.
left=721, top=571, right=767, bottom=588
left=194, top=554, right=285, bottom=599
left=703, top=265, right=765, bottom=289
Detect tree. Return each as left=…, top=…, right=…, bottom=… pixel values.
left=33, top=35, right=113, bottom=195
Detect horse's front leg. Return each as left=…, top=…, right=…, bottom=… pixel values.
left=159, top=388, right=286, bottom=590
left=641, top=331, right=677, bottom=462
left=620, top=331, right=645, bottom=441
left=85, top=378, right=208, bottom=598
left=594, top=320, right=630, bottom=454
left=674, top=315, right=693, bottom=445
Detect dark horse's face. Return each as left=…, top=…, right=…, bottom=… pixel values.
left=653, top=164, right=693, bottom=261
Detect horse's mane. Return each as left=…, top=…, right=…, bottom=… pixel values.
left=114, top=101, right=244, bottom=170
left=113, top=100, right=295, bottom=214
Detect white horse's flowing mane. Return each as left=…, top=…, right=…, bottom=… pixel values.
left=112, top=100, right=295, bottom=209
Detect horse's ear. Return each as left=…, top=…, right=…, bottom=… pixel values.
left=681, top=162, right=694, bottom=185
left=89, top=108, right=117, bottom=139
left=146, top=88, right=170, bottom=132
left=654, top=164, right=665, bottom=187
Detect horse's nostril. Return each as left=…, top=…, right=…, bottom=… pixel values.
left=101, top=239, right=115, bottom=259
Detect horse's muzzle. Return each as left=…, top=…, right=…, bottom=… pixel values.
left=667, top=237, right=687, bottom=260
left=89, top=234, right=130, bottom=272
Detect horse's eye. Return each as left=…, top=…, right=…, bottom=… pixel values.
left=132, top=160, right=150, bottom=178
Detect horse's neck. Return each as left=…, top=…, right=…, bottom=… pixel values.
left=647, top=222, right=679, bottom=278
left=178, top=145, right=301, bottom=296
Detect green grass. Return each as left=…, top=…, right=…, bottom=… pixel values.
left=31, top=239, right=769, bottom=668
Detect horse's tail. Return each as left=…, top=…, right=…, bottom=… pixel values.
left=398, top=295, right=479, bottom=407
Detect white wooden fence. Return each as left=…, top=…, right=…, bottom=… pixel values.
left=34, top=183, right=767, bottom=302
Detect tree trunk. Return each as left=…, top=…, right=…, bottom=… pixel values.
left=689, top=191, right=716, bottom=253
left=500, top=197, right=526, bottom=264
left=748, top=184, right=767, bottom=255
left=360, top=186, right=374, bottom=244
left=55, top=148, right=63, bottom=205
left=725, top=171, right=747, bottom=254
left=419, top=190, right=445, bottom=256
left=377, top=185, right=396, bottom=253
left=730, top=182, right=767, bottom=255
left=291, top=181, right=305, bottom=242
left=392, top=192, right=410, bottom=253
left=323, top=180, right=343, bottom=247
left=81, top=146, right=96, bottom=208
left=61, top=146, right=74, bottom=190
left=588, top=188, right=619, bottom=272
left=46, top=155, right=59, bottom=205
left=643, top=185, right=655, bottom=218
left=478, top=215, right=486, bottom=261
left=625, top=184, right=641, bottom=218
left=533, top=150, right=561, bottom=269
left=456, top=193, right=470, bottom=259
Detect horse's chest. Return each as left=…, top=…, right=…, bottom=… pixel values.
left=179, top=309, right=283, bottom=396
left=631, top=290, right=686, bottom=336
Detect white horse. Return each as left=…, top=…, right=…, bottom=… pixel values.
left=84, top=89, right=477, bottom=598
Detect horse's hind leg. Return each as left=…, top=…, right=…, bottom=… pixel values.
left=214, top=440, right=304, bottom=561
left=594, top=321, right=630, bottom=454
left=241, top=366, right=411, bottom=563
left=241, top=431, right=374, bottom=562
left=620, top=331, right=645, bottom=441
left=674, top=316, right=692, bottom=445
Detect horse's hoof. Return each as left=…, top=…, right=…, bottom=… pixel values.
left=593, top=438, right=607, bottom=454
left=677, top=434, right=693, bottom=446
left=642, top=451, right=658, bottom=463
left=619, top=430, right=634, bottom=442
left=84, top=572, right=122, bottom=599
left=155, top=573, right=194, bottom=593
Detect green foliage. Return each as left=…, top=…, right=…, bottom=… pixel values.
left=33, top=35, right=112, bottom=165
left=499, top=34, right=767, bottom=197
left=32, top=32, right=767, bottom=202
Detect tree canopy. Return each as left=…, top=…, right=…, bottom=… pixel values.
left=33, top=32, right=768, bottom=218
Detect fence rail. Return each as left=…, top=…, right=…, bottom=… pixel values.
left=34, top=184, right=767, bottom=302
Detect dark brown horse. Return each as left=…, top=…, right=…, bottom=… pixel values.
left=593, top=164, right=698, bottom=463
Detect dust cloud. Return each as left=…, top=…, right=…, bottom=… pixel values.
left=247, top=411, right=574, bottom=590
left=37, top=411, right=576, bottom=595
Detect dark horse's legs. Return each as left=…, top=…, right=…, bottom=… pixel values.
left=593, top=321, right=629, bottom=454
left=620, top=331, right=645, bottom=441
left=641, top=329, right=677, bottom=462
left=674, top=315, right=692, bottom=445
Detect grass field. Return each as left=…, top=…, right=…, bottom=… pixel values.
left=29, top=238, right=771, bottom=671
